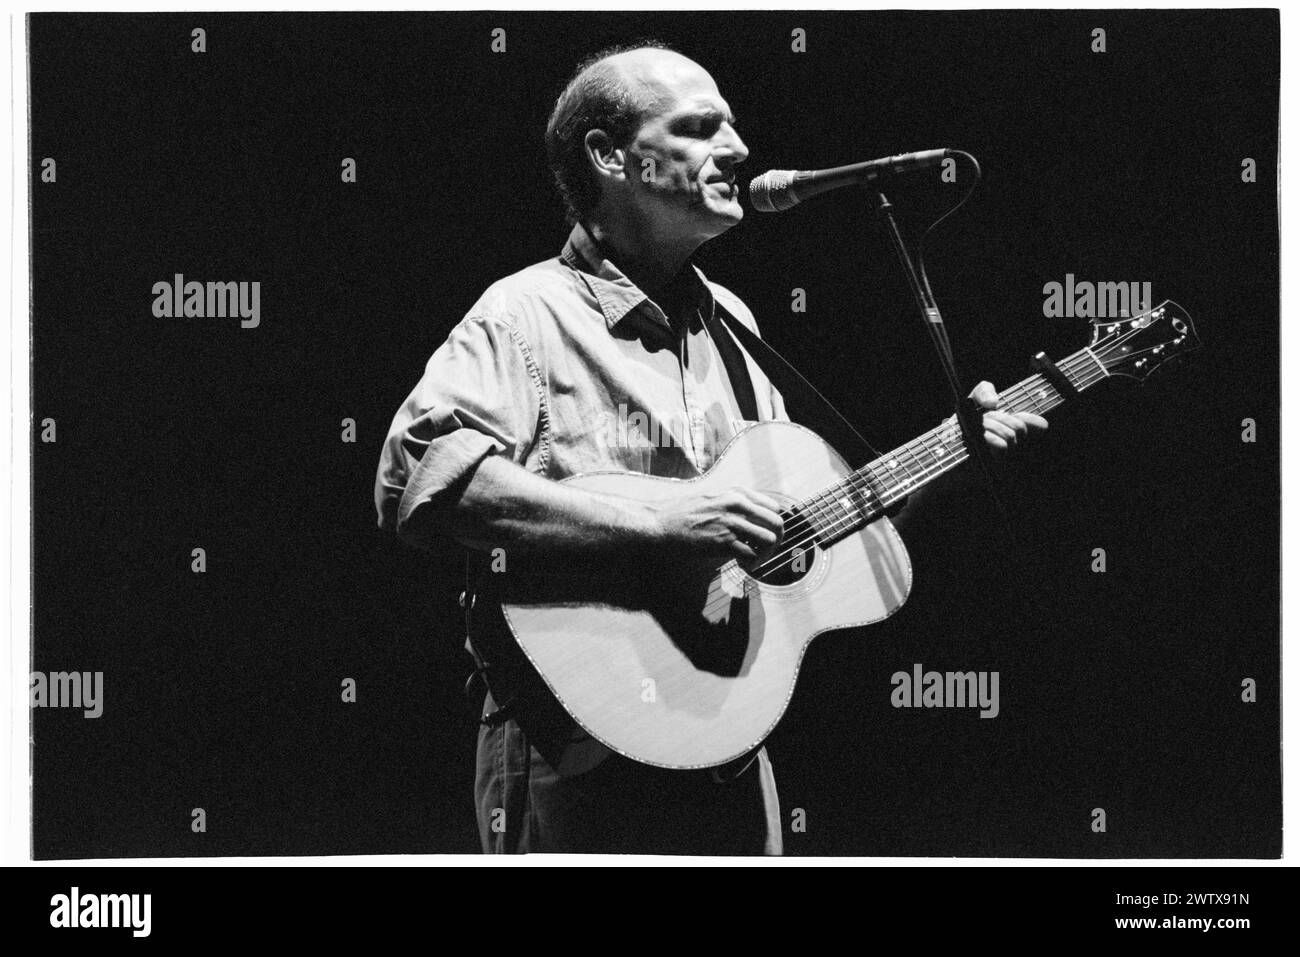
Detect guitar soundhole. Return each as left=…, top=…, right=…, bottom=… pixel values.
left=746, top=507, right=819, bottom=586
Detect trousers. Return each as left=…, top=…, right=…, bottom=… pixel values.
left=474, top=692, right=783, bottom=855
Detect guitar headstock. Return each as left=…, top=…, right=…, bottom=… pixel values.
left=1089, top=300, right=1200, bottom=381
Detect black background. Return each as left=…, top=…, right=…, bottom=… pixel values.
left=30, top=10, right=1279, bottom=857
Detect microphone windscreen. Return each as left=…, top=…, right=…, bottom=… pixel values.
left=748, top=170, right=798, bottom=213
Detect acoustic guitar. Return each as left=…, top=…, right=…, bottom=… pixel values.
left=499, top=301, right=1199, bottom=770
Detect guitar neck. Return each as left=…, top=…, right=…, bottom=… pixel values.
left=794, top=345, right=1111, bottom=542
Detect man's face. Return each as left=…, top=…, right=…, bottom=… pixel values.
left=612, top=52, right=749, bottom=242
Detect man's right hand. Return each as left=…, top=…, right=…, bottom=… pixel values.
left=651, top=487, right=785, bottom=561
left=416, top=454, right=788, bottom=565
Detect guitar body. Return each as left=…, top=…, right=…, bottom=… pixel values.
left=499, top=421, right=913, bottom=770
left=496, top=299, right=1200, bottom=771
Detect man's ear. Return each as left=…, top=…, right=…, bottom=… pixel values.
left=584, top=129, right=627, bottom=184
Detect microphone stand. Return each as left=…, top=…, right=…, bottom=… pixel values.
left=868, top=186, right=1009, bottom=529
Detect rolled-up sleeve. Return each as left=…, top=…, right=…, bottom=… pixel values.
left=375, top=313, right=543, bottom=542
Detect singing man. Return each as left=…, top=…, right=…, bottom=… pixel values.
left=375, top=42, right=1045, bottom=854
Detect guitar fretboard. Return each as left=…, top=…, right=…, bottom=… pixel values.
left=788, top=346, right=1110, bottom=545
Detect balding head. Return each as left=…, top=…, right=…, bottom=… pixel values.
left=600, top=46, right=717, bottom=109
left=546, top=42, right=695, bottom=223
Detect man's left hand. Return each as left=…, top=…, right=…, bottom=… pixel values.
left=964, top=380, right=1048, bottom=454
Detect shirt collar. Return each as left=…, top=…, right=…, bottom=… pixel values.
left=560, top=221, right=714, bottom=331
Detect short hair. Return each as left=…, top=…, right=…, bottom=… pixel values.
left=545, top=40, right=677, bottom=224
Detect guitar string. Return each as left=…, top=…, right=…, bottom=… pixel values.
left=730, top=397, right=1058, bottom=588
left=698, top=316, right=1172, bottom=601
left=773, top=332, right=1135, bottom=536
left=796, top=315, right=1166, bottom=531
left=699, top=369, right=1068, bottom=612
left=743, top=316, right=1168, bottom=582
left=793, top=354, right=1092, bottom=532
left=785, top=360, right=1095, bottom=554
left=750, top=334, right=1110, bottom=554
left=735, top=377, right=1072, bottom=584
left=736, top=326, right=1151, bottom=582
left=776, top=368, right=1068, bottom=561
left=739, top=386, right=1066, bottom=581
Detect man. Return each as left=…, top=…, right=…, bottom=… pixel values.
left=375, top=42, right=1046, bottom=855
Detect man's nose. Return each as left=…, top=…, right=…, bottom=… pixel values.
left=717, top=125, right=749, bottom=168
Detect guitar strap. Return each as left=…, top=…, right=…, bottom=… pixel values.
left=709, top=300, right=884, bottom=465
left=701, top=303, right=759, bottom=422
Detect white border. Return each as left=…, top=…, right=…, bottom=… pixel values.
left=1, top=0, right=1291, bottom=868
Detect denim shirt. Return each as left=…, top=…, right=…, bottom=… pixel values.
left=375, top=222, right=789, bottom=541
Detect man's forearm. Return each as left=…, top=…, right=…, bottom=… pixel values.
left=399, top=452, right=661, bottom=556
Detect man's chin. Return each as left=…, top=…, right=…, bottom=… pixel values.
left=669, top=197, right=743, bottom=244
left=702, top=198, right=744, bottom=231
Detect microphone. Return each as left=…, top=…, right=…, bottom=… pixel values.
left=748, top=148, right=952, bottom=212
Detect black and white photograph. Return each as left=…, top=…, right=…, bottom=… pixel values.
left=3, top=1, right=1291, bottom=924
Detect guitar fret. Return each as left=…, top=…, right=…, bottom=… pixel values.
left=1082, top=347, right=1107, bottom=378
left=834, top=492, right=862, bottom=528
left=805, top=483, right=853, bottom=542
left=885, top=453, right=918, bottom=496
left=790, top=347, right=1112, bottom=538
